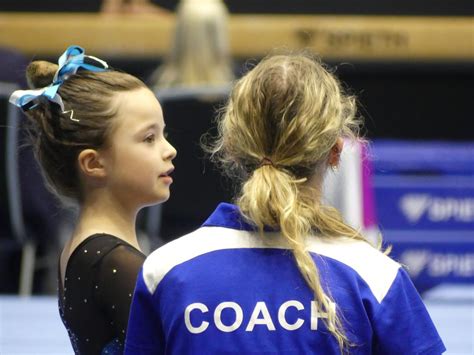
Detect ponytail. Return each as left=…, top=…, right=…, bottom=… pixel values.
left=238, top=165, right=350, bottom=352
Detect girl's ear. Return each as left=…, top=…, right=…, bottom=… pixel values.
left=77, top=149, right=107, bottom=179
left=328, top=137, right=344, bottom=167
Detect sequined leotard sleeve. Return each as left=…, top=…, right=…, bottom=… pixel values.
left=58, top=234, right=145, bottom=355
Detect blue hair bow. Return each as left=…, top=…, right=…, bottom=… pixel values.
left=9, top=45, right=108, bottom=112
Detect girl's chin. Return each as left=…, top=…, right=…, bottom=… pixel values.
left=140, top=192, right=170, bottom=208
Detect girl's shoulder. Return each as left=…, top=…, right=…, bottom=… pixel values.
left=69, top=233, right=144, bottom=268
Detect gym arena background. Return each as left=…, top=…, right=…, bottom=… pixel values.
left=0, top=1, right=473, bottom=353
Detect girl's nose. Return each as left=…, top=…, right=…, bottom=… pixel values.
left=164, top=139, right=177, bottom=160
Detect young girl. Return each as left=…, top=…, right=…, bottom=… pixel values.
left=9, top=46, right=176, bottom=354
left=125, top=53, right=445, bottom=354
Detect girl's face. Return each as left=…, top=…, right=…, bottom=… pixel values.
left=102, top=87, right=177, bottom=209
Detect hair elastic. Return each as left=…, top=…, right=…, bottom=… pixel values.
left=258, top=157, right=275, bottom=168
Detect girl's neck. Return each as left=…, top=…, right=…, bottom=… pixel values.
left=72, top=190, right=141, bottom=251
left=59, top=191, right=142, bottom=289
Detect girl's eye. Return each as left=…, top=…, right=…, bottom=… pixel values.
left=144, top=135, right=155, bottom=143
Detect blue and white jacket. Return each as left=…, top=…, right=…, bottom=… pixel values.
left=125, top=203, right=445, bottom=354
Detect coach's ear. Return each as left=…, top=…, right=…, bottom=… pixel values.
left=328, top=138, right=344, bottom=168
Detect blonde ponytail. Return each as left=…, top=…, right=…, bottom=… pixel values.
left=238, top=165, right=350, bottom=351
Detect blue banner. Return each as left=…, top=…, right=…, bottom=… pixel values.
left=388, top=238, right=474, bottom=292
left=374, top=175, right=474, bottom=230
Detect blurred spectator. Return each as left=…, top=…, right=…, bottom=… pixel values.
left=149, top=0, right=234, bottom=89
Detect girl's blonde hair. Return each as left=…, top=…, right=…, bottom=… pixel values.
left=151, top=0, right=234, bottom=89
left=210, top=52, right=367, bottom=351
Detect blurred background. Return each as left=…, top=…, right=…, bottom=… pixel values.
left=0, top=0, right=473, bottom=353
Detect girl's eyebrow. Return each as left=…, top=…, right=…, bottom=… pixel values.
left=138, top=122, right=160, bottom=133
left=133, top=123, right=160, bottom=138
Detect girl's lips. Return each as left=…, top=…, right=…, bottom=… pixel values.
left=159, top=167, right=174, bottom=183
left=159, top=167, right=174, bottom=177
left=159, top=176, right=173, bottom=184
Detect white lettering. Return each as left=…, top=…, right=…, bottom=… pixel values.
left=278, top=300, right=304, bottom=331
left=401, top=195, right=474, bottom=223
left=429, top=253, right=474, bottom=277
left=214, top=302, right=243, bottom=332
left=401, top=250, right=430, bottom=277
left=183, top=299, right=338, bottom=333
left=245, top=301, right=276, bottom=331
left=311, top=300, right=334, bottom=330
left=400, top=194, right=430, bottom=223
left=184, top=303, right=209, bottom=334
left=428, top=198, right=474, bottom=222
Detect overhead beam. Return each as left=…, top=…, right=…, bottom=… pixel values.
left=0, top=13, right=472, bottom=61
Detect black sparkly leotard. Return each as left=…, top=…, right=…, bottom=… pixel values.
left=58, top=234, right=145, bottom=355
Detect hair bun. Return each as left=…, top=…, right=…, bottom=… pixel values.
left=26, top=61, right=59, bottom=89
